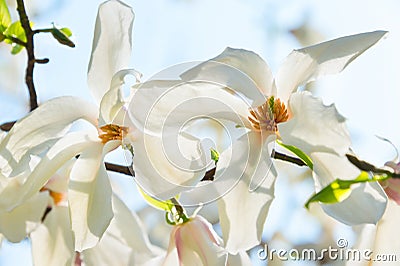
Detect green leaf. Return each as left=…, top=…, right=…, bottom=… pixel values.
left=277, top=140, right=314, bottom=169
left=138, top=186, right=174, bottom=211
left=50, top=27, right=75, bottom=48
left=304, top=171, right=388, bottom=208
left=3, top=21, right=27, bottom=54
left=59, top=27, right=72, bottom=37
left=4, top=21, right=26, bottom=41
left=0, top=0, right=11, bottom=33
left=210, top=148, right=219, bottom=164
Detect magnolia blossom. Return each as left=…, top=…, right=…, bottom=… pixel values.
left=129, top=31, right=388, bottom=253
left=30, top=165, right=163, bottom=266
left=162, top=215, right=251, bottom=266
left=0, top=0, right=138, bottom=251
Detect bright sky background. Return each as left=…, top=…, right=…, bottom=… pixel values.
left=0, top=0, right=399, bottom=264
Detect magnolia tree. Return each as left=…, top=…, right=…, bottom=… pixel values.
left=0, top=0, right=399, bottom=265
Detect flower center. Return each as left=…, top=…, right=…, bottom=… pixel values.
left=248, top=96, right=289, bottom=132
left=40, top=187, right=66, bottom=206
left=98, top=124, right=128, bottom=144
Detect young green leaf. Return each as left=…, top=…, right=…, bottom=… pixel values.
left=276, top=140, right=313, bottom=169
left=138, top=186, right=174, bottom=211
left=50, top=27, right=75, bottom=48
left=304, top=171, right=387, bottom=208
left=210, top=148, right=219, bottom=164
left=3, top=21, right=27, bottom=54
left=0, top=0, right=11, bottom=33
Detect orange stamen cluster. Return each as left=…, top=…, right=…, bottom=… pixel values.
left=98, top=124, right=128, bottom=144
left=248, top=96, right=289, bottom=132
left=40, top=187, right=66, bottom=206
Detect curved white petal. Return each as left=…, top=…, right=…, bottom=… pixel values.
left=0, top=192, right=49, bottom=242
left=30, top=206, right=74, bottom=266
left=132, top=133, right=207, bottom=200
left=129, top=79, right=251, bottom=135
left=69, top=140, right=116, bottom=251
left=312, top=152, right=387, bottom=225
left=0, top=97, right=98, bottom=176
left=0, top=131, right=98, bottom=210
left=87, top=0, right=134, bottom=103
left=278, top=92, right=350, bottom=155
left=181, top=47, right=271, bottom=106
left=83, top=195, right=164, bottom=266
left=276, top=31, right=387, bottom=103
left=99, top=69, right=141, bottom=125
left=217, top=132, right=276, bottom=253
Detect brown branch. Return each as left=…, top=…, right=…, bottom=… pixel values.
left=105, top=162, right=134, bottom=176
left=272, top=150, right=307, bottom=167
left=16, top=0, right=38, bottom=111
left=0, top=121, right=16, bottom=131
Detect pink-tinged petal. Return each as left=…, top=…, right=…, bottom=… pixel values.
left=216, top=132, right=277, bottom=253
left=169, top=216, right=227, bottom=266
left=0, top=97, right=98, bottom=176
left=30, top=206, right=74, bottom=266
left=132, top=133, right=207, bottom=200
left=128, top=79, right=251, bottom=135
left=383, top=187, right=400, bottom=205
left=0, top=192, right=49, bottom=242
left=84, top=194, right=164, bottom=265
left=87, top=0, right=134, bottom=103
left=312, top=152, right=387, bottom=225
left=278, top=92, right=350, bottom=156
left=181, top=47, right=271, bottom=106
left=69, top=141, right=115, bottom=251
left=276, top=31, right=387, bottom=103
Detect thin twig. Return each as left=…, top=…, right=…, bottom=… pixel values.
left=272, top=150, right=307, bottom=167
left=16, top=0, right=38, bottom=111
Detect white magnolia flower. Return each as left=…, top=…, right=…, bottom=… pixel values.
left=0, top=0, right=138, bottom=251
left=129, top=31, right=388, bottom=253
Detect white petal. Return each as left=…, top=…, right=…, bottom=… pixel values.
left=99, top=69, right=141, bottom=125
left=217, top=132, right=277, bottom=253
left=0, top=192, right=49, bottom=242
left=370, top=200, right=400, bottom=265
left=30, top=206, right=75, bottom=266
left=69, top=141, right=114, bottom=251
left=278, top=91, right=350, bottom=155
left=128, top=79, right=251, bottom=135
left=132, top=133, right=207, bottom=200
left=227, top=251, right=252, bottom=266
left=181, top=47, right=271, bottom=106
left=0, top=97, right=98, bottom=176
left=276, top=31, right=387, bottom=103
left=83, top=195, right=164, bottom=266
left=312, top=152, right=387, bottom=225
left=87, top=0, right=134, bottom=103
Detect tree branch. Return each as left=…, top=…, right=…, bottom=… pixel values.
left=0, top=121, right=16, bottom=131
left=105, top=150, right=308, bottom=182
left=272, top=150, right=307, bottom=167
left=16, top=0, right=38, bottom=111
